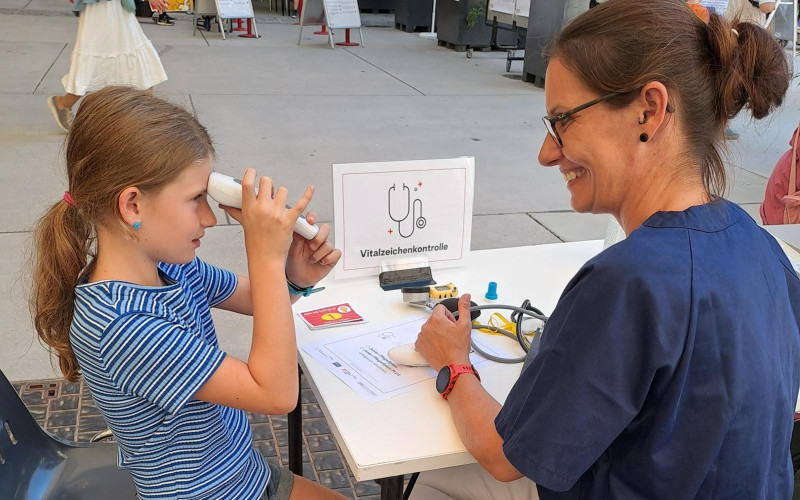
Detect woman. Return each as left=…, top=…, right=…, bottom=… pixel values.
left=46, top=0, right=168, bottom=132
left=411, top=1, right=800, bottom=498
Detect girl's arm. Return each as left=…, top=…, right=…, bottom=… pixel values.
left=194, top=170, right=313, bottom=414
left=216, top=213, right=341, bottom=315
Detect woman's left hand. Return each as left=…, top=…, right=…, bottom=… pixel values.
left=285, top=212, right=342, bottom=289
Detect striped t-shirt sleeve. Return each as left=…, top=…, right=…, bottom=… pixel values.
left=192, top=258, right=238, bottom=307
left=102, top=312, right=225, bottom=415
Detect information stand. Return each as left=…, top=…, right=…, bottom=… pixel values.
left=193, top=0, right=258, bottom=40
left=297, top=0, right=363, bottom=49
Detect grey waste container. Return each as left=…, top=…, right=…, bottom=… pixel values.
left=522, top=0, right=591, bottom=85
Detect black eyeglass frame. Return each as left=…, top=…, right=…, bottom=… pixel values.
left=542, top=92, right=621, bottom=148
left=542, top=92, right=676, bottom=148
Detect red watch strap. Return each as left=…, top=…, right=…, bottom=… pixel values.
left=441, top=364, right=480, bottom=400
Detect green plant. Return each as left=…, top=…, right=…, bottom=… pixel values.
left=466, top=4, right=485, bottom=29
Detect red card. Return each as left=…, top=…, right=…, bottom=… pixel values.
left=299, top=303, right=365, bottom=329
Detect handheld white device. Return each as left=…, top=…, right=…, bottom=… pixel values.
left=387, top=344, right=430, bottom=367
left=207, top=172, right=320, bottom=240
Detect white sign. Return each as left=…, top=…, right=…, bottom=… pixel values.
left=514, top=0, right=529, bottom=17
left=325, top=0, right=361, bottom=28
left=214, top=0, right=254, bottom=19
left=489, top=0, right=515, bottom=15
left=333, top=157, right=475, bottom=279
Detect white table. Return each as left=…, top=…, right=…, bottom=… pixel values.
left=291, top=241, right=603, bottom=498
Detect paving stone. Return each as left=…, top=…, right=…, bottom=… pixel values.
left=278, top=444, right=310, bottom=464
left=300, top=387, right=316, bottom=404
left=302, top=402, right=324, bottom=419
left=48, top=393, right=78, bottom=411
left=250, top=422, right=273, bottom=441
left=61, top=381, right=81, bottom=395
left=318, top=469, right=352, bottom=489
left=26, top=405, right=47, bottom=423
left=354, top=480, right=382, bottom=496
left=274, top=428, right=289, bottom=447
left=311, top=450, right=344, bottom=471
left=333, top=488, right=357, bottom=499
left=253, top=439, right=278, bottom=458
left=303, top=417, right=331, bottom=435
left=46, top=409, right=78, bottom=427
left=247, top=411, right=270, bottom=424
left=78, top=414, right=109, bottom=432
left=271, top=414, right=288, bottom=430
left=306, top=434, right=339, bottom=452
left=47, top=425, right=76, bottom=441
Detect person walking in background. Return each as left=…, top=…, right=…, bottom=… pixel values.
left=46, top=0, right=168, bottom=133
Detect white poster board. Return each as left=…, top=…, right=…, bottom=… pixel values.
left=488, top=0, right=515, bottom=15
left=214, top=0, right=254, bottom=18
left=297, top=0, right=363, bottom=48
left=333, top=157, right=475, bottom=280
left=324, top=0, right=361, bottom=28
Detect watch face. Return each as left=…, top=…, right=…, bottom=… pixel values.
left=436, top=366, right=452, bottom=394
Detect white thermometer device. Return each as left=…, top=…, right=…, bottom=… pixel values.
left=207, top=172, right=320, bottom=240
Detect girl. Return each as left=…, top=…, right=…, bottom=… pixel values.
left=31, top=86, right=346, bottom=500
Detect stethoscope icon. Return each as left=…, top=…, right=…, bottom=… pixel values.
left=388, top=183, right=426, bottom=238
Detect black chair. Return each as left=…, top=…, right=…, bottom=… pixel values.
left=0, top=369, right=136, bottom=499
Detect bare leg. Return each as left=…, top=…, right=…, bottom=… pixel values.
left=56, top=93, right=80, bottom=111
left=288, top=475, right=348, bottom=499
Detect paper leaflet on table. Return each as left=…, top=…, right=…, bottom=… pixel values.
left=298, top=303, right=366, bottom=329
left=302, top=316, right=525, bottom=403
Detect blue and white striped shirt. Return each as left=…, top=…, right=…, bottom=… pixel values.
left=71, top=257, right=269, bottom=499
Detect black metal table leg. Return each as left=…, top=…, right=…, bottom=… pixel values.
left=378, top=475, right=404, bottom=500
left=287, top=366, right=303, bottom=475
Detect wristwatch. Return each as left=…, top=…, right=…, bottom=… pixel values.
left=436, top=364, right=480, bottom=400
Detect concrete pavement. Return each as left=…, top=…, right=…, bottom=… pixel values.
left=1, top=0, right=799, bottom=380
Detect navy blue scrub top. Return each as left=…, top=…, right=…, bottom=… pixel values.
left=495, top=199, right=800, bottom=499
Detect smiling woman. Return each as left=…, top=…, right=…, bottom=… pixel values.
left=409, top=1, right=800, bottom=499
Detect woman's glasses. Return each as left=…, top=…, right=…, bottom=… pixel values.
left=542, top=93, right=620, bottom=148
left=542, top=93, right=675, bottom=148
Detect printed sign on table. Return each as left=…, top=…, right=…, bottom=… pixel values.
left=332, top=157, right=475, bottom=279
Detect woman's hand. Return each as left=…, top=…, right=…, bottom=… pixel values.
left=415, top=294, right=473, bottom=371
left=285, top=212, right=342, bottom=288
left=223, top=168, right=313, bottom=262
left=150, top=0, right=168, bottom=13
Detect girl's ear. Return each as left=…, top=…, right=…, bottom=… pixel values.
left=118, top=187, right=143, bottom=227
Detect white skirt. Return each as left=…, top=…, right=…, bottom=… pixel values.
left=62, top=0, right=168, bottom=95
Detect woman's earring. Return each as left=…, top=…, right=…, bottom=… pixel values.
left=639, top=133, right=649, bottom=143
left=132, top=221, right=141, bottom=230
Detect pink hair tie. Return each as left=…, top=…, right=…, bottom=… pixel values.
left=63, top=191, right=75, bottom=206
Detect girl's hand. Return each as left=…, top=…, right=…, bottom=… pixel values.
left=223, top=168, right=313, bottom=261
left=415, top=294, right=473, bottom=371
left=285, top=211, right=342, bottom=288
